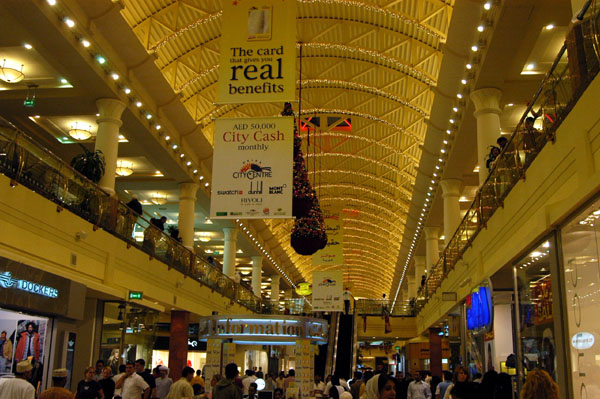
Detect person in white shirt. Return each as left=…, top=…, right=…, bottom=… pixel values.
left=155, top=365, right=173, bottom=399
left=116, top=362, right=150, bottom=399
left=313, top=375, right=326, bottom=396
left=113, top=365, right=126, bottom=398
left=0, top=359, right=35, bottom=399
left=407, top=372, right=431, bottom=399
left=242, top=370, right=257, bottom=395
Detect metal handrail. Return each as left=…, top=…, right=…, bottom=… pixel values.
left=412, top=2, right=600, bottom=313
left=0, top=118, right=262, bottom=312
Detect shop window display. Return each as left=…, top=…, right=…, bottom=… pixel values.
left=100, top=302, right=158, bottom=370
left=0, top=308, right=51, bottom=392
left=515, top=239, right=557, bottom=381
left=561, top=200, right=600, bottom=398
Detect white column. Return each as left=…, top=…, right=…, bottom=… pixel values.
left=95, top=98, right=126, bottom=193
left=470, top=88, right=502, bottom=185
left=440, top=179, right=462, bottom=246
left=414, top=256, right=426, bottom=286
left=178, top=183, right=199, bottom=250
left=251, top=256, right=262, bottom=297
left=407, top=275, right=417, bottom=299
left=270, top=275, right=280, bottom=302
left=222, top=227, right=238, bottom=278
left=424, top=227, right=440, bottom=272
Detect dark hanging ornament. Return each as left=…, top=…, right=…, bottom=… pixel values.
left=290, top=199, right=328, bottom=256
left=291, top=110, right=314, bottom=218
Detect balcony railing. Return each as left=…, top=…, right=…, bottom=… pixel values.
left=356, top=299, right=414, bottom=316
left=0, top=120, right=262, bottom=312
left=413, top=1, right=600, bottom=313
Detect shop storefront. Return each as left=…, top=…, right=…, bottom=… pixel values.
left=0, top=256, right=86, bottom=391
left=559, top=197, right=600, bottom=398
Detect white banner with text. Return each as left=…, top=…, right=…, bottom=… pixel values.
left=217, top=0, right=296, bottom=104
left=312, top=271, right=344, bottom=312
left=210, top=116, right=293, bottom=219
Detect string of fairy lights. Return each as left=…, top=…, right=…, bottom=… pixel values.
left=42, top=0, right=211, bottom=191
left=390, top=1, right=501, bottom=311
left=43, top=0, right=299, bottom=296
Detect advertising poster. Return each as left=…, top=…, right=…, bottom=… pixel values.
left=312, top=207, right=343, bottom=265
left=217, top=0, right=296, bottom=104
left=312, top=271, right=344, bottom=312
left=210, top=116, right=293, bottom=219
left=0, top=320, right=16, bottom=374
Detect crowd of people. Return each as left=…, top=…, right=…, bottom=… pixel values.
left=0, top=357, right=561, bottom=399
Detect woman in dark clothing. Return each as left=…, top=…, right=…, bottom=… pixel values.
left=76, top=367, right=104, bottom=399
left=99, top=367, right=115, bottom=399
left=494, top=372, right=513, bottom=399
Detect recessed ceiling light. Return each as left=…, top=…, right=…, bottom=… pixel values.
left=461, top=79, right=467, bottom=85
left=96, top=56, right=106, bottom=64
left=456, top=93, right=463, bottom=99
left=146, top=114, right=152, bottom=119
left=477, top=25, right=485, bottom=32
left=545, top=24, right=555, bottom=30
left=111, top=73, right=119, bottom=80
left=24, top=43, right=33, bottom=50
left=155, top=125, right=161, bottom=130
left=483, top=2, right=491, bottom=10
left=471, top=45, right=478, bottom=52
left=466, top=63, right=472, bottom=69
left=452, top=107, right=458, bottom=112
left=164, top=135, right=170, bottom=141
left=124, top=87, right=131, bottom=94
left=526, top=63, right=535, bottom=70
left=186, top=161, right=192, bottom=166
left=47, top=0, right=56, bottom=5
left=135, top=101, right=142, bottom=107
left=507, top=103, right=514, bottom=107
left=60, top=78, right=68, bottom=84
left=64, top=17, right=75, bottom=28
left=172, top=144, right=178, bottom=150
left=81, top=39, right=91, bottom=48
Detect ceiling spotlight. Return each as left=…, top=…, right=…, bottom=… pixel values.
left=96, top=56, right=106, bottom=64
left=180, top=153, right=185, bottom=158
left=466, top=63, right=472, bottom=69
left=47, top=0, right=56, bottom=5
left=471, top=45, right=479, bottom=52
left=186, top=161, right=192, bottom=166
left=526, top=63, right=535, bottom=70
left=81, top=39, right=91, bottom=48
left=484, top=2, right=491, bottom=10
left=172, top=144, right=178, bottom=150
left=477, top=25, right=485, bottom=32
left=545, top=24, right=555, bottom=30
left=507, top=103, right=514, bottom=107
left=135, top=101, right=142, bottom=107
left=64, top=17, right=75, bottom=28
left=60, top=78, right=68, bottom=84
left=111, top=73, right=119, bottom=80
left=164, top=135, right=170, bottom=141
left=452, top=107, right=458, bottom=112
left=124, top=87, right=131, bottom=94
left=146, top=113, right=152, bottom=119
left=24, top=43, right=33, bottom=50
left=461, top=79, right=467, bottom=85
left=456, top=93, right=463, bottom=99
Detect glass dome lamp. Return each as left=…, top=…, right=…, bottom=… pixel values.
left=0, top=59, right=25, bottom=83
left=115, top=160, right=134, bottom=176
left=68, top=121, right=92, bottom=140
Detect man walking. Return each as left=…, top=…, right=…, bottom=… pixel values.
left=0, top=359, right=35, bottom=399
left=166, top=367, right=194, bottom=399
left=213, top=363, right=242, bottom=399
left=40, top=368, right=74, bottom=399
left=407, top=372, right=431, bottom=399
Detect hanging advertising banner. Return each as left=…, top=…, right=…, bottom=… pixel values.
left=217, top=0, right=296, bottom=104
left=312, top=271, right=344, bottom=312
left=312, top=208, right=343, bottom=265
left=534, top=278, right=553, bottom=325
left=210, top=116, right=293, bottom=219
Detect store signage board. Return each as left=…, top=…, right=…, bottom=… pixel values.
left=128, top=291, right=143, bottom=300
left=217, top=0, right=296, bottom=104
left=197, top=315, right=328, bottom=344
left=0, top=271, right=58, bottom=298
left=466, top=286, right=493, bottom=332
left=571, top=332, right=595, bottom=350
left=312, top=271, right=344, bottom=312
left=210, top=117, right=293, bottom=219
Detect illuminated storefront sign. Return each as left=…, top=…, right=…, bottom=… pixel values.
left=571, top=332, right=595, bottom=350
left=466, top=286, right=492, bottom=331
left=0, top=271, right=59, bottom=298
left=198, top=315, right=328, bottom=344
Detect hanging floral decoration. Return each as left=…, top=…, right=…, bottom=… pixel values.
left=291, top=116, right=314, bottom=218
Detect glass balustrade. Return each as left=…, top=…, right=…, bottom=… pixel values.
left=414, top=5, right=600, bottom=313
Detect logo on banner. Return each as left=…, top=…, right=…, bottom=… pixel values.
left=233, top=161, right=272, bottom=180
left=319, top=278, right=337, bottom=287
left=269, top=184, right=286, bottom=194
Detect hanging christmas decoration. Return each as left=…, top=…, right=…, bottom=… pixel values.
left=286, top=102, right=314, bottom=218
left=290, top=202, right=328, bottom=256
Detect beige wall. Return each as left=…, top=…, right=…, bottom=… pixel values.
left=0, top=173, right=254, bottom=317
left=357, top=316, right=417, bottom=340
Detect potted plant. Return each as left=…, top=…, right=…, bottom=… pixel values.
left=70, top=144, right=105, bottom=183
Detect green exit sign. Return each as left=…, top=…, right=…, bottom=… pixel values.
left=395, top=346, right=400, bottom=350
left=24, top=99, right=35, bottom=107
left=129, top=291, right=143, bottom=300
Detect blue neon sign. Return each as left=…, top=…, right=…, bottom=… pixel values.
left=466, top=286, right=492, bottom=331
